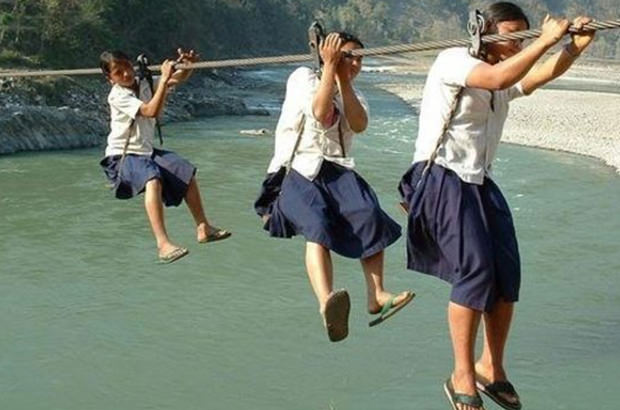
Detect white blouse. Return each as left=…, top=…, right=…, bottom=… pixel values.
left=104, top=78, right=159, bottom=157
left=267, top=67, right=369, bottom=181
left=414, top=48, right=526, bottom=184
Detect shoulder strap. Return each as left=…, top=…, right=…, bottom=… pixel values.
left=421, top=86, right=464, bottom=176
left=338, top=118, right=346, bottom=158
left=285, top=113, right=306, bottom=174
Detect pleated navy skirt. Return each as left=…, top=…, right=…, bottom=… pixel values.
left=399, top=162, right=520, bottom=312
left=100, top=148, right=196, bottom=207
left=258, top=161, right=401, bottom=259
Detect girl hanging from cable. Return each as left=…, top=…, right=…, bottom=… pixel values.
left=255, top=31, right=414, bottom=342
left=99, top=49, right=231, bottom=264
left=398, top=2, right=595, bottom=409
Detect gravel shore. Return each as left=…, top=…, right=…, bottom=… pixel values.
left=375, top=58, right=620, bottom=173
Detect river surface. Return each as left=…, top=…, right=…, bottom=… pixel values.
left=1, top=67, right=619, bottom=409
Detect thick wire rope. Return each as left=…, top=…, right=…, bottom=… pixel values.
left=0, top=19, right=618, bottom=78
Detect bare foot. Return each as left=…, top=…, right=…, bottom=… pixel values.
left=474, top=362, right=507, bottom=384
left=196, top=222, right=210, bottom=242
left=196, top=222, right=231, bottom=243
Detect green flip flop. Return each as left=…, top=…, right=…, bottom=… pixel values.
left=368, top=290, right=415, bottom=327
left=444, top=377, right=484, bottom=410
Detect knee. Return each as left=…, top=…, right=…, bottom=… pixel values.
left=144, top=178, right=163, bottom=200
left=145, top=178, right=162, bottom=191
left=306, top=241, right=329, bottom=254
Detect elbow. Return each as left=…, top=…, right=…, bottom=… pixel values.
left=313, top=109, right=329, bottom=125
left=312, top=97, right=336, bottom=126
left=350, top=122, right=367, bottom=133
left=140, top=106, right=158, bottom=118
left=312, top=100, right=332, bottom=125
left=349, top=118, right=368, bottom=134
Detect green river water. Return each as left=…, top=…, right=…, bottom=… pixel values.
left=1, top=68, right=619, bottom=409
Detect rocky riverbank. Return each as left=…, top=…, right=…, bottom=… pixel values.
left=0, top=69, right=272, bottom=155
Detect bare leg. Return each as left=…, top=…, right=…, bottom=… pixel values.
left=183, top=177, right=212, bottom=242
left=475, top=299, right=519, bottom=405
left=144, top=179, right=182, bottom=257
left=361, top=250, right=410, bottom=313
left=305, top=241, right=334, bottom=312
left=449, top=301, right=484, bottom=410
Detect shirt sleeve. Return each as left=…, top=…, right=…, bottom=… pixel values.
left=506, top=82, right=526, bottom=101
left=108, top=86, right=143, bottom=119
left=439, top=48, right=484, bottom=87
left=288, top=68, right=319, bottom=119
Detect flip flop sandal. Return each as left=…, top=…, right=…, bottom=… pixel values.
left=323, top=289, right=350, bottom=342
left=444, top=377, right=484, bottom=410
left=475, top=374, right=521, bottom=410
left=158, top=247, right=189, bottom=264
left=368, top=290, right=415, bottom=327
left=199, top=227, right=232, bottom=243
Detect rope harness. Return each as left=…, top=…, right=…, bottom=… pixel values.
left=0, top=19, right=618, bottom=78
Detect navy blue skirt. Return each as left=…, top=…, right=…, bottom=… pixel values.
left=399, top=162, right=520, bottom=312
left=259, top=161, right=401, bottom=259
left=100, top=148, right=196, bottom=207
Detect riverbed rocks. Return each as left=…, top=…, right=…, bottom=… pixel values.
left=0, top=69, right=272, bottom=155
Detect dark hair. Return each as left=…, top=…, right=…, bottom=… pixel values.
left=338, top=32, right=364, bottom=48
left=99, top=50, right=131, bottom=76
left=484, top=2, right=530, bottom=32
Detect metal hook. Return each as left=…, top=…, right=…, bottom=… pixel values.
left=468, top=10, right=486, bottom=58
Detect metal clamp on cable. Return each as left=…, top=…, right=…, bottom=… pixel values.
left=468, top=9, right=486, bottom=59
left=136, top=54, right=151, bottom=82
left=308, top=21, right=326, bottom=77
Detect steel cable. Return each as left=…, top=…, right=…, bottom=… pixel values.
left=0, top=19, right=618, bottom=78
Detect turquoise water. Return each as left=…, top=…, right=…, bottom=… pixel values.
left=1, top=69, right=619, bottom=410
